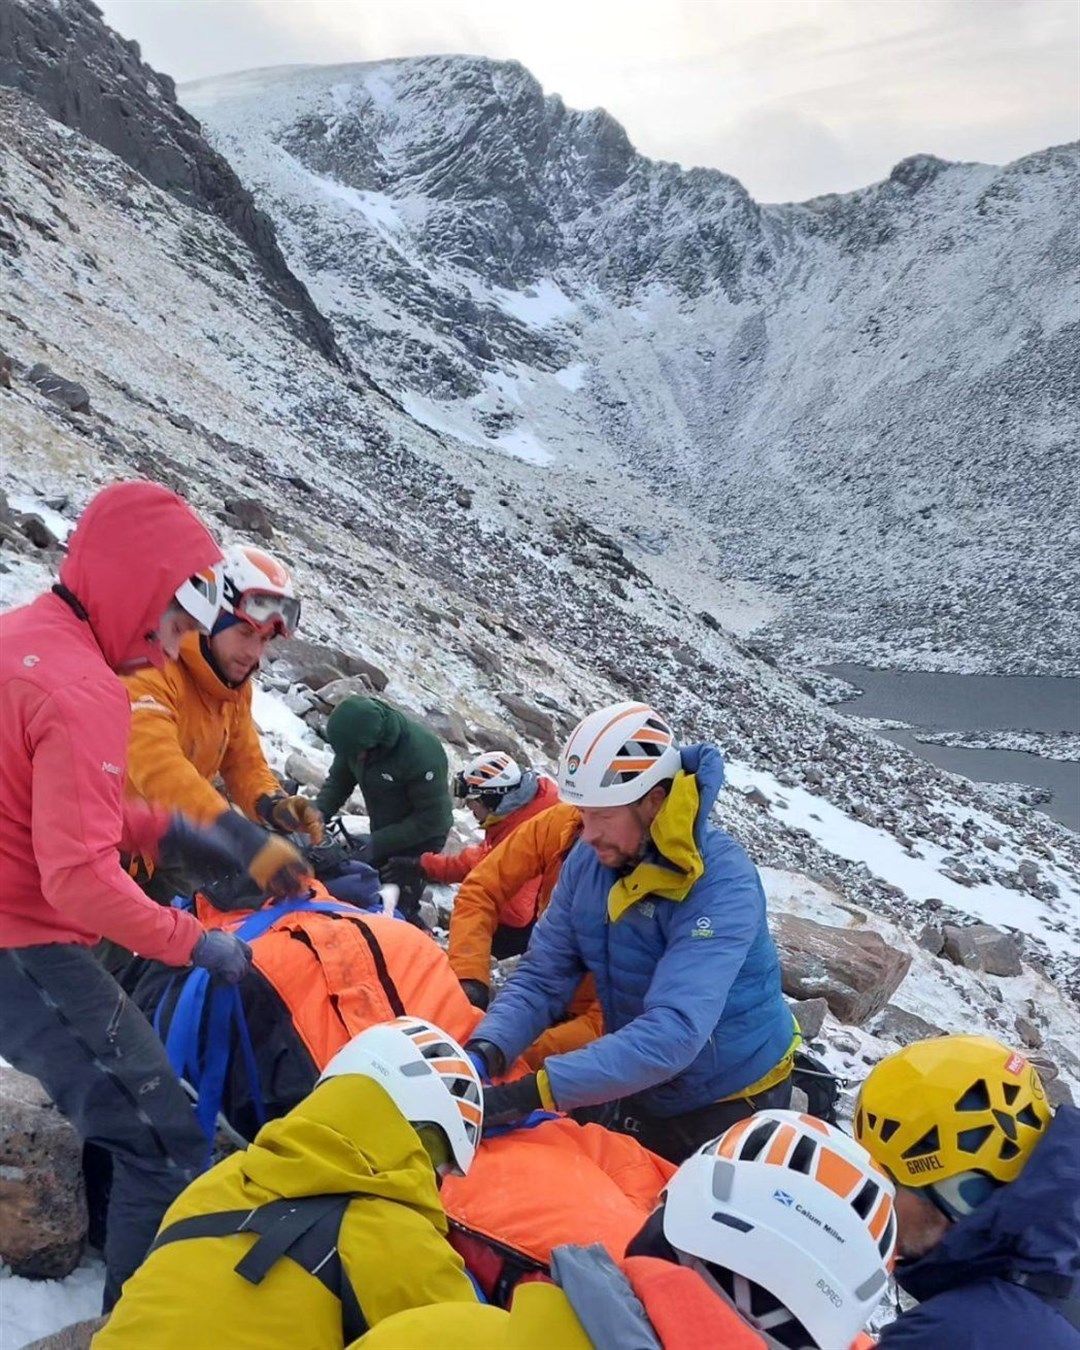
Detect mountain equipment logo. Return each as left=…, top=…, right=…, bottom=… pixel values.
left=773, top=1189, right=795, bottom=1207
left=691, top=914, right=714, bottom=939
left=566, top=754, right=581, bottom=776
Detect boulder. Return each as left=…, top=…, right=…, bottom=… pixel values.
left=468, top=725, right=531, bottom=767
left=497, top=693, right=557, bottom=743
left=0, top=350, right=12, bottom=389
left=27, top=363, right=90, bottom=413
left=17, top=513, right=60, bottom=549
left=1014, top=1016, right=1042, bottom=1049
left=423, top=707, right=470, bottom=749
left=284, top=750, right=326, bottom=789
left=941, top=923, right=1023, bottom=977
left=0, top=1067, right=87, bottom=1278
left=222, top=497, right=274, bottom=539
left=916, top=923, right=945, bottom=955
left=313, top=675, right=385, bottom=710
left=787, top=996, right=829, bottom=1040
left=769, top=913, right=912, bottom=1026
left=464, top=641, right=503, bottom=676
left=270, top=638, right=388, bottom=693
left=870, top=1004, right=946, bottom=1046
left=23, top=1319, right=108, bottom=1350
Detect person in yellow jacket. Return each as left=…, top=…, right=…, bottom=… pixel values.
left=123, top=544, right=322, bottom=902
left=92, top=1017, right=485, bottom=1350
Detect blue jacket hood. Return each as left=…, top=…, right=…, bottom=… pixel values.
left=898, top=1106, right=1080, bottom=1303
left=677, top=743, right=725, bottom=831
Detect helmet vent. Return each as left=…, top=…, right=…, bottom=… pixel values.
left=999, top=1139, right=1021, bottom=1161
left=879, top=1117, right=900, bottom=1143
left=1016, top=1105, right=1042, bottom=1129
left=740, top=1119, right=780, bottom=1161
left=788, top=1135, right=816, bottom=1175
left=1002, top=1083, right=1020, bottom=1106
left=711, top=1210, right=754, bottom=1233
left=901, top=1126, right=940, bottom=1159
left=956, top=1079, right=991, bottom=1112
left=879, top=1211, right=897, bottom=1259
left=851, top=1179, right=878, bottom=1218
left=957, top=1125, right=994, bottom=1154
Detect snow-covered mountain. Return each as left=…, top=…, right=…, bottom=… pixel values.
left=1, top=6, right=1080, bottom=1338
left=181, top=59, right=1080, bottom=674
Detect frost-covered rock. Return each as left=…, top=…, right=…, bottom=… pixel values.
left=770, top=913, right=912, bottom=1025
left=941, top=922, right=1023, bottom=977
left=0, top=1067, right=87, bottom=1279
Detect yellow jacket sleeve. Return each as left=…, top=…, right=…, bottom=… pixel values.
left=124, top=666, right=230, bottom=824
left=219, top=685, right=282, bottom=820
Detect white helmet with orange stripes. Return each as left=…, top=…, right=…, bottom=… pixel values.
left=662, top=1111, right=896, bottom=1350
left=557, top=701, right=681, bottom=807
left=453, top=750, right=523, bottom=801
left=318, top=1017, right=483, bottom=1175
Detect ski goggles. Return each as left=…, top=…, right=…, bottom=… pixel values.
left=232, top=589, right=301, bottom=638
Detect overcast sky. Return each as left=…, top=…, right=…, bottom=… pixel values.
left=100, top=0, right=1079, bottom=202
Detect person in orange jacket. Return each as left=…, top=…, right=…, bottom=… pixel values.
left=349, top=1110, right=895, bottom=1350
left=424, top=789, right=603, bottom=1069
left=123, top=544, right=323, bottom=903
left=382, top=752, right=559, bottom=1003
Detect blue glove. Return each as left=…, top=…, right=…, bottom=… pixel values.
left=191, top=930, right=252, bottom=984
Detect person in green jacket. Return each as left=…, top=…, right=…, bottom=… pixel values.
left=315, top=697, right=453, bottom=866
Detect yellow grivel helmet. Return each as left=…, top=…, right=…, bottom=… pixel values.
left=855, top=1035, right=1051, bottom=1202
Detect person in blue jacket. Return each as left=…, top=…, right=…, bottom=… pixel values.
left=467, top=700, right=797, bottom=1162
left=856, top=1033, right=1080, bottom=1347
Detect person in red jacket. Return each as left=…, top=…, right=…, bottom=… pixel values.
left=382, top=752, right=559, bottom=1007
left=0, top=481, right=305, bottom=1311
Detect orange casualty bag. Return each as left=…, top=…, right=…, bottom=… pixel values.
left=441, top=1117, right=676, bottom=1303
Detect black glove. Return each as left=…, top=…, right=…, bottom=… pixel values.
left=191, top=930, right=252, bottom=984
left=464, top=1038, right=507, bottom=1079
left=380, top=856, right=426, bottom=890
left=460, top=979, right=490, bottom=1011
left=482, top=1075, right=544, bottom=1129
left=162, top=812, right=311, bottom=900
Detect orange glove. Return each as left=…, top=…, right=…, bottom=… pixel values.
left=258, top=793, right=325, bottom=844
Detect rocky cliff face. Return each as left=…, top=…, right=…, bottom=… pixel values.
left=184, top=58, right=1079, bottom=673
left=0, top=0, right=343, bottom=365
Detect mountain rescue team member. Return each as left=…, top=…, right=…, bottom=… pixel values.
left=468, top=701, right=799, bottom=1163
left=855, top=1034, right=1079, bottom=1348
left=382, top=751, right=560, bottom=1004
left=314, top=696, right=453, bottom=867
left=350, top=1110, right=896, bottom=1350
left=0, top=482, right=275, bottom=1310
left=124, top=544, right=322, bottom=904
left=93, top=1018, right=485, bottom=1349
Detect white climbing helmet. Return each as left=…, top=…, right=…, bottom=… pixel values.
left=663, top=1111, right=897, bottom=1350
left=318, top=1017, right=483, bottom=1175
left=219, top=544, right=301, bottom=637
left=454, top=751, right=523, bottom=800
left=557, top=701, right=681, bottom=807
left=172, top=563, right=225, bottom=633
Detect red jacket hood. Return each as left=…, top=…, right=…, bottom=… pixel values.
left=58, top=481, right=221, bottom=672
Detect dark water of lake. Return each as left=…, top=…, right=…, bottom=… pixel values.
left=823, top=665, right=1080, bottom=833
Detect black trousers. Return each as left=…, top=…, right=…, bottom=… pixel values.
left=491, top=919, right=535, bottom=961
left=0, top=944, right=207, bottom=1311
left=610, top=1075, right=794, bottom=1164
